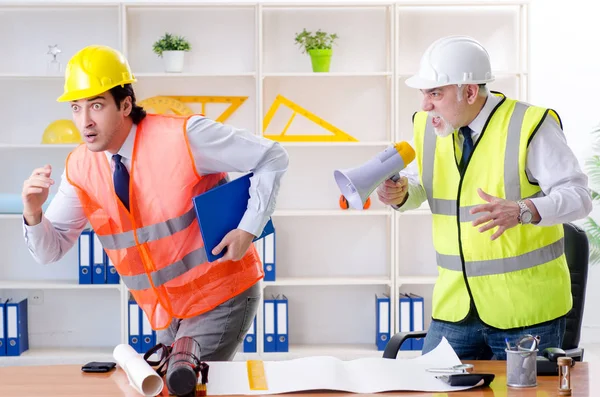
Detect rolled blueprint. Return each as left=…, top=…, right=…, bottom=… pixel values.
left=113, top=344, right=164, bottom=396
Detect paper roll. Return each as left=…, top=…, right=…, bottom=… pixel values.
left=113, top=344, right=164, bottom=397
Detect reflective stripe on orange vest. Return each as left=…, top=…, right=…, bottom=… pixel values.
left=97, top=177, right=227, bottom=250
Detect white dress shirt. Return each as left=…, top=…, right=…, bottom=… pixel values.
left=397, top=93, right=593, bottom=226
left=23, top=115, right=289, bottom=264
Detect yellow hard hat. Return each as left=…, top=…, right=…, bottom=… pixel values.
left=41, top=119, right=82, bottom=144
left=57, top=45, right=136, bottom=102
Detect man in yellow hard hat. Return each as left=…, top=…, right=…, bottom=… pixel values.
left=377, top=36, right=592, bottom=360
left=21, top=45, right=289, bottom=360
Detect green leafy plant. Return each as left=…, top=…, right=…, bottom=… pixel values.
left=152, top=33, right=191, bottom=57
left=584, top=126, right=600, bottom=265
left=294, top=28, right=339, bottom=54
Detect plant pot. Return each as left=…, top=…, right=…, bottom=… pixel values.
left=308, top=49, right=332, bottom=73
left=162, top=50, right=186, bottom=73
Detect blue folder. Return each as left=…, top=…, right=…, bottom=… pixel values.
left=192, top=173, right=275, bottom=263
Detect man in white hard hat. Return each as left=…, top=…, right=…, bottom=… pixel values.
left=377, top=36, right=592, bottom=360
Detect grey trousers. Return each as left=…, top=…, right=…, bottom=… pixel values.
left=157, top=281, right=261, bottom=361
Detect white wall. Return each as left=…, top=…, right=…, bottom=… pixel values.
left=528, top=0, right=600, bottom=344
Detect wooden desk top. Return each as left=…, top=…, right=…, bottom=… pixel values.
left=0, top=360, right=594, bottom=397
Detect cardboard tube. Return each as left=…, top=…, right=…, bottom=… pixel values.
left=113, top=344, right=164, bottom=396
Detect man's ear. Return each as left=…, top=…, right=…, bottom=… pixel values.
left=121, top=96, right=132, bottom=117
left=466, top=84, right=479, bottom=104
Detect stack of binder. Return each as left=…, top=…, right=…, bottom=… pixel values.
left=78, top=229, right=120, bottom=285
left=396, top=293, right=425, bottom=351
left=128, top=300, right=157, bottom=354
left=263, top=294, right=288, bottom=352
left=0, top=298, right=29, bottom=356
left=254, top=229, right=276, bottom=281
left=375, top=293, right=425, bottom=351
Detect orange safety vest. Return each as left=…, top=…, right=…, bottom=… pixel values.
left=66, top=113, right=264, bottom=330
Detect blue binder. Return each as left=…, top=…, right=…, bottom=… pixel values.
left=375, top=294, right=390, bottom=351
left=0, top=299, right=6, bottom=356
left=92, top=231, right=107, bottom=284
left=263, top=296, right=277, bottom=353
left=192, top=173, right=275, bottom=263
left=275, top=295, right=288, bottom=352
left=409, top=293, right=424, bottom=350
left=128, top=300, right=141, bottom=353
left=78, top=229, right=92, bottom=284
left=243, top=315, right=257, bottom=353
left=105, top=252, right=120, bottom=284
left=398, top=293, right=412, bottom=351
left=6, top=298, right=29, bottom=356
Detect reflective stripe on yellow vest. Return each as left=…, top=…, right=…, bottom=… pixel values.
left=66, top=113, right=264, bottom=330
left=413, top=92, right=572, bottom=329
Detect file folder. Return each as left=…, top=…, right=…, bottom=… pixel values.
left=6, top=298, right=29, bottom=356
left=409, top=293, right=424, bottom=350
left=78, top=229, right=92, bottom=284
left=263, top=296, right=277, bottom=353
left=140, top=307, right=156, bottom=354
left=263, top=231, right=276, bottom=281
left=243, top=315, right=257, bottom=353
left=92, top=231, right=107, bottom=284
left=105, top=253, right=120, bottom=284
left=397, top=293, right=412, bottom=351
left=192, top=173, right=275, bottom=263
left=275, top=295, right=288, bottom=352
left=128, top=300, right=141, bottom=353
left=375, top=294, right=390, bottom=351
left=0, top=299, right=6, bottom=356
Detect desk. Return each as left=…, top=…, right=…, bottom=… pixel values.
left=0, top=360, right=593, bottom=397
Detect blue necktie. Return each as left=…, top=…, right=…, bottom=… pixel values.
left=113, top=154, right=130, bottom=211
left=459, top=126, right=474, bottom=174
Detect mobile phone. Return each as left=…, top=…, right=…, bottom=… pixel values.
left=81, top=361, right=117, bottom=373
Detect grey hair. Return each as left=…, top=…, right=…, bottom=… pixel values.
left=456, top=84, right=488, bottom=101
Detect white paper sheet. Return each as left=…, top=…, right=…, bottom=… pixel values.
left=205, top=337, right=483, bottom=395
left=113, top=344, right=164, bottom=396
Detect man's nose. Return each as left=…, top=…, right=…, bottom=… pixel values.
left=421, top=97, right=433, bottom=112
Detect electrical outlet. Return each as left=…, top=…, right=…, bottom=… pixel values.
left=29, top=290, right=44, bottom=305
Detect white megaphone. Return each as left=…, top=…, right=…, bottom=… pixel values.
left=334, top=142, right=416, bottom=210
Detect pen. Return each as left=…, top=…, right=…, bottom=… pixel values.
left=505, top=337, right=513, bottom=351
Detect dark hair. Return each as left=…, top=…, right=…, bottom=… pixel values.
left=109, top=84, right=147, bottom=124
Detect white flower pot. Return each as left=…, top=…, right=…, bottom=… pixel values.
left=162, top=50, right=186, bottom=73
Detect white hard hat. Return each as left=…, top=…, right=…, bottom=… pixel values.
left=405, top=35, right=495, bottom=90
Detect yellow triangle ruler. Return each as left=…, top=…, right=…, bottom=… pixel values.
left=247, top=360, right=268, bottom=390
left=263, top=94, right=357, bottom=142
left=138, top=95, right=248, bottom=123
left=138, top=96, right=193, bottom=116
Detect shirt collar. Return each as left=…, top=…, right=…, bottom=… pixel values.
left=105, top=123, right=137, bottom=162
left=465, top=92, right=501, bottom=137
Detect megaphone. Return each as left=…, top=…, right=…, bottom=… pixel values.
left=333, top=142, right=416, bottom=210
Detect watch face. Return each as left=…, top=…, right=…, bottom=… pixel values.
left=522, top=211, right=533, bottom=223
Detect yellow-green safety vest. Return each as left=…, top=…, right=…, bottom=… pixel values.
left=412, top=92, right=572, bottom=329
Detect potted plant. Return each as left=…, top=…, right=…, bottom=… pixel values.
left=152, top=33, right=191, bottom=73
left=294, top=28, right=339, bottom=73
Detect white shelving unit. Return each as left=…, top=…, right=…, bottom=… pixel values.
left=0, top=0, right=528, bottom=366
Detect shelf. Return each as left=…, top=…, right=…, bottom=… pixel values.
left=396, top=276, right=438, bottom=286
left=278, top=141, right=392, bottom=148
left=0, top=279, right=121, bottom=290
left=260, top=344, right=385, bottom=360
left=0, top=74, right=63, bottom=80
left=263, top=277, right=392, bottom=287
left=0, top=347, right=115, bottom=367
left=263, top=72, right=392, bottom=78
left=273, top=209, right=391, bottom=217
left=397, top=70, right=527, bottom=77
left=0, top=144, right=78, bottom=149
left=135, top=72, right=256, bottom=78
left=400, top=207, right=432, bottom=216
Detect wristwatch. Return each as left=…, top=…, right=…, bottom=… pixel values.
left=517, top=200, right=533, bottom=224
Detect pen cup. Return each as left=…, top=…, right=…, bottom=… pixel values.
left=506, top=348, right=538, bottom=387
